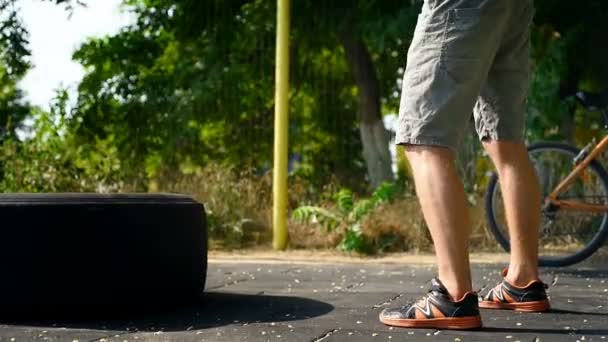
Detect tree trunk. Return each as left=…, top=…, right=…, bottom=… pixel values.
left=338, top=25, right=393, bottom=189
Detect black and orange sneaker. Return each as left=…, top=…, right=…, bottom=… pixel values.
left=479, top=269, right=550, bottom=312
left=379, top=278, right=482, bottom=330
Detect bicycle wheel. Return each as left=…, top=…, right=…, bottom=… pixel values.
left=485, top=142, right=608, bottom=267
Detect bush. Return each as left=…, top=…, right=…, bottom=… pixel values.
left=155, top=165, right=274, bottom=249
left=292, top=182, right=399, bottom=254
left=291, top=181, right=501, bottom=254
left=0, top=93, right=123, bottom=192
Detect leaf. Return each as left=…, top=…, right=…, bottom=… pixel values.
left=338, top=224, right=372, bottom=254
left=372, top=182, right=397, bottom=203
left=292, top=205, right=340, bottom=232
left=334, top=188, right=354, bottom=214
left=350, top=198, right=375, bottom=221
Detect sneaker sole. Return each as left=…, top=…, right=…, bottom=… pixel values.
left=479, top=299, right=550, bottom=312
left=379, top=314, right=482, bottom=330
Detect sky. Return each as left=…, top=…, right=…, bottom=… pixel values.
left=18, top=0, right=134, bottom=109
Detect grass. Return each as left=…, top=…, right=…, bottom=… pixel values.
left=156, top=164, right=503, bottom=253
left=158, top=165, right=274, bottom=249
left=113, top=150, right=605, bottom=266
left=290, top=195, right=501, bottom=253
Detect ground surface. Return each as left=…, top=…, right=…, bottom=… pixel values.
left=0, top=253, right=607, bottom=341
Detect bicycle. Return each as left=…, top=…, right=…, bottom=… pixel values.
left=485, top=91, right=608, bottom=267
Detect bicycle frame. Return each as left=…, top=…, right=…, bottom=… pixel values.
left=547, top=134, right=608, bottom=213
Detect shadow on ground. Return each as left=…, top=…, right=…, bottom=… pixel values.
left=481, top=327, right=608, bottom=335
left=0, top=291, right=334, bottom=332
left=548, top=308, right=608, bottom=316
left=549, top=269, right=608, bottom=278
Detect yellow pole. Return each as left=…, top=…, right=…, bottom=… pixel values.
left=272, top=0, right=290, bottom=250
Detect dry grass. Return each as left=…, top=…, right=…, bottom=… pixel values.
left=360, top=198, right=433, bottom=252
left=468, top=197, right=503, bottom=252
left=288, top=194, right=501, bottom=253
left=288, top=221, right=343, bottom=249
left=157, top=165, right=500, bottom=253
left=158, top=165, right=334, bottom=249
left=158, top=165, right=274, bottom=248
left=360, top=196, right=499, bottom=253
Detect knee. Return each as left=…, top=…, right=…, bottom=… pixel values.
left=403, top=145, right=457, bottom=173
left=404, top=145, right=455, bottom=161
left=483, top=140, right=528, bottom=168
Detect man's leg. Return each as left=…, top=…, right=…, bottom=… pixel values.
left=479, top=140, right=549, bottom=312
left=380, top=148, right=482, bottom=329
left=473, top=0, right=538, bottom=287
left=405, top=146, right=473, bottom=299
left=483, top=141, right=541, bottom=285
left=380, top=0, right=510, bottom=328
left=475, top=1, right=549, bottom=312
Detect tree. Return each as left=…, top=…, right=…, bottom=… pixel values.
left=0, top=0, right=89, bottom=139
left=528, top=0, right=608, bottom=143
left=4, top=0, right=605, bottom=194
left=337, top=9, right=392, bottom=188
left=291, top=1, right=419, bottom=188
left=0, top=1, right=31, bottom=141
left=67, top=0, right=421, bottom=190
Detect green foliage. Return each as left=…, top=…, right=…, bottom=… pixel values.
left=0, top=1, right=32, bottom=143
left=291, top=205, right=340, bottom=232
left=372, top=181, right=398, bottom=203
left=55, top=0, right=427, bottom=189
left=527, top=28, right=572, bottom=141
left=350, top=198, right=375, bottom=221
left=527, top=1, right=608, bottom=143
left=334, top=188, right=354, bottom=214
left=292, top=182, right=397, bottom=253
left=338, top=223, right=372, bottom=255
left=0, top=90, right=122, bottom=192
left=68, top=0, right=279, bottom=184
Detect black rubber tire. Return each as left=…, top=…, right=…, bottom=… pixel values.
left=485, top=142, right=608, bottom=267
left=0, top=193, right=207, bottom=316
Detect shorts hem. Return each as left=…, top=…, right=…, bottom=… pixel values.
left=395, top=136, right=457, bottom=153
left=478, top=131, right=524, bottom=143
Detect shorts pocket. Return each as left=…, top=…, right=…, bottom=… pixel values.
left=449, top=8, right=482, bottom=30
left=442, top=8, right=483, bottom=60
left=411, top=10, right=447, bottom=49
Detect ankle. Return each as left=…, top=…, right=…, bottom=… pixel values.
left=505, top=265, right=538, bottom=287
left=438, top=276, right=473, bottom=301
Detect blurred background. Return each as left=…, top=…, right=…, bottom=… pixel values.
left=0, top=0, right=607, bottom=253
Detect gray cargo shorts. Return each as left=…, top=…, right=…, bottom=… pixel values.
left=396, top=0, right=535, bottom=151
